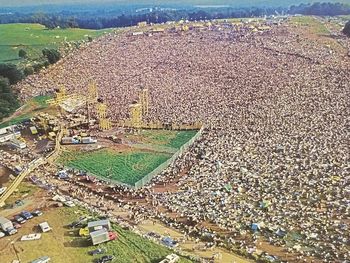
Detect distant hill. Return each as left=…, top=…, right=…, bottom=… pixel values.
left=1, top=0, right=349, bottom=8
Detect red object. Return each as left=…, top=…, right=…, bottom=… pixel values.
left=108, top=232, right=117, bottom=241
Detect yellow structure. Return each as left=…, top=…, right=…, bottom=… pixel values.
left=129, top=103, right=143, bottom=128
left=96, top=102, right=112, bottom=130
left=139, top=88, right=149, bottom=116
left=88, top=80, right=98, bottom=103
left=137, top=21, right=147, bottom=27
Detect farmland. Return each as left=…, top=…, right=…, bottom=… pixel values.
left=0, top=23, right=113, bottom=62
left=0, top=206, right=193, bottom=263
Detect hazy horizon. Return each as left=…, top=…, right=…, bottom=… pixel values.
left=0, top=0, right=349, bottom=8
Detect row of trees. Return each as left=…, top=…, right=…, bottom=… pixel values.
left=0, top=2, right=349, bottom=30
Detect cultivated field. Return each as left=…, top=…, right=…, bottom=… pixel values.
left=0, top=23, right=112, bottom=62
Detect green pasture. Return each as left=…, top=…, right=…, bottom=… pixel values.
left=58, top=149, right=172, bottom=185
left=289, top=16, right=329, bottom=35
left=0, top=23, right=112, bottom=62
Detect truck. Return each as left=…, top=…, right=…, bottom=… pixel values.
left=90, top=229, right=117, bottom=245
left=0, top=217, right=17, bottom=235
left=61, top=136, right=97, bottom=145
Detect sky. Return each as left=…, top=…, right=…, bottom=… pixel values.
left=0, top=0, right=348, bottom=8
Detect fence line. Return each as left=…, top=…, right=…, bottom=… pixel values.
left=65, top=127, right=204, bottom=189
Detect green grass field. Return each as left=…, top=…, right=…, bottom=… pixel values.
left=0, top=206, right=193, bottom=263
left=126, top=130, right=198, bottom=149
left=0, top=95, right=52, bottom=128
left=58, top=149, right=172, bottom=185
left=0, top=23, right=112, bottom=62
left=289, top=16, right=329, bottom=35
left=58, top=130, right=199, bottom=186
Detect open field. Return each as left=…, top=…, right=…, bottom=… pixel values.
left=0, top=206, right=193, bottom=263
left=0, top=95, right=52, bottom=128
left=57, top=129, right=198, bottom=186
left=289, top=16, right=329, bottom=35
left=0, top=23, right=113, bottom=62
left=126, top=130, right=198, bottom=149
left=58, top=149, right=172, bottom=185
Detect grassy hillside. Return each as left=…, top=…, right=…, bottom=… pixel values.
left=0, top=23, right=112, bottom=62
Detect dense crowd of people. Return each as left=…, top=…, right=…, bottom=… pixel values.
left=15, top=19, right=350, bottom=262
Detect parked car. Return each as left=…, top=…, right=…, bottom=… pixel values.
left=64, top=201, right=75, bottom=207
left=0, top=231, right=5, bottom=238
left=96, top=255, right=114, bottom=263
left=0, top=187, right=7, bottom=195
left=32, top=210, right=43, bottom=217
left=14, top=215, right=26, bottom=224
left=30, top=256, right=50, bottom=263
left=11, top=221, right=22, bottom=229
left=21, top=211, right=33, bottom=220
left=88, top=248, right=106, bottom=256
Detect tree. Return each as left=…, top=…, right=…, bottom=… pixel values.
left=18, top=49, right=27, bottom=59
left=0, top=77, right=19, bottom=121
left=343, top=21, right=350, bottom=37
left=42, top=48, right=61, bottom=64
left=0, top=63, right=24, bottom=85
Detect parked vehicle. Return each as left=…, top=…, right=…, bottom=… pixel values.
left=32, top=210, right=43, bottom=217
left=11, top=221, right=22, bottom=229
left=88, top=248, right=106, bottom=256
left=159, top=254, right=180, bottom=263
left=64, top=201, right=75, bottom=207
left=14, top=215, right=26, bottom=224
left=30, top=256, right=50, bottom=263
left=0, top=216, right=17, bottom=235
left=21, top=211, right=33, bottom=220
left=161, top=237, right=178, bottom=248
left=39, top=222, right=51, bottom=233
left=90, top=229, right=117, bottom=245
left=0, top=186, right=7, bottom=195
left=96, top=255, right=114, bottom=263
left=21, top=233, right=42, bottom=241
left=79, top=227, right=90, bottom=237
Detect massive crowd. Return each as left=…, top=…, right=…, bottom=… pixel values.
left=15, top=20, right=350, bottom=262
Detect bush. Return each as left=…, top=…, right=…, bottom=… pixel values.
left=24, top=66, right=34, bottom=76
left=0, top=77, right=19, bottom=121
left=18, top=49, right=27, bottom=59
left=0, top=63, right=24, bottom=84
left=42, top=48, right=61, bottom=64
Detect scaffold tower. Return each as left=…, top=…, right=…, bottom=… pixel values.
left=129, top=103, right=142, bottom=128
left=96, top=102, right=112, bottom=130
left=139, top=88, right=149, bottom=116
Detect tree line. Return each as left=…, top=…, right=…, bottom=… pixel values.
left=0, top=48, right=61, bottom=122
left=0, top=2, right=349, bottom=30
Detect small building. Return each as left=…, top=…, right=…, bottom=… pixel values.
left=90, top=229, right=109, bottom=245
left=88, top=219, right=111, bottom=233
